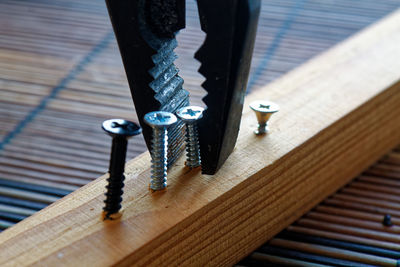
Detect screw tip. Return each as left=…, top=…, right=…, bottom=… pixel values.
left=102, top=210, right=123, bottom=221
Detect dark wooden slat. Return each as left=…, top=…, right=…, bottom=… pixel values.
left=242, top=143, right=400, bottom=265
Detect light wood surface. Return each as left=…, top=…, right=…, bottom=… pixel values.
left=1, top=9, right=400, bottom=266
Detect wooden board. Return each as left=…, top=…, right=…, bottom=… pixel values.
left=1, top=8, right=400, bottom=267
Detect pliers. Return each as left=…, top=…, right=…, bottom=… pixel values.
left=105, top=0, right=261, bottom=174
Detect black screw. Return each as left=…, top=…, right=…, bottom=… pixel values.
left=382, top=214, right=393, bottom=226
left=102, top=119, right=141, bottom=219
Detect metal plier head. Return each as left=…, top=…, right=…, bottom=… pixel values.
left=106, top=0, right=261, bottom=174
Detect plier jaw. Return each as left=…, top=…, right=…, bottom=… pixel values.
left=196, top=0, right=261, bottom=174
left=105, top=0, right=189, bottom=167
left=106, top=0, right=261, bottom=174
left=144, top=0, right=186, bottom=39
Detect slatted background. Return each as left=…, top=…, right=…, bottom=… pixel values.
left=0, top=0, right=400, bottom=263
left=238, top=146, right=400, bottom=266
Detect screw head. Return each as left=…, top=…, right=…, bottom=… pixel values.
left=102, top=119, right=142, bottom=138
left=250, top=100, right=280, bottom=114
left=176, top=106, right=204, bottom=123
left=144, top=111, right=177, bottom=128
left=249, top=100, right=279, bottom=135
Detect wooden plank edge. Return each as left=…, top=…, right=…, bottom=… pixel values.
left=1, top=8, right=400, bottom=267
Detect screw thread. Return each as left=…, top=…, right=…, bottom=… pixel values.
left=257, top=122, right=269, bottom=135
left=104, top=137, right=127, bottom=216
left=150, top=127, right=168, bottom=191
left=104, top=174, right=125, bottom=215
left=185, top=123, right=201, bottom=168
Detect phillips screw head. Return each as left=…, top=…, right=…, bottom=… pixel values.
left=103, top=119, right=142, bottom=137
left=176, top=106, right=204, bottom=122
left=250, top=100, right=279, bottom=135
left=144, top=111, right=178, bottom=128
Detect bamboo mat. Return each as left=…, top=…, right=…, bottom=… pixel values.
left=0, top=0, right=399, bottom=230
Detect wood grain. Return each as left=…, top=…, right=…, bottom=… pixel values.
left=1, top=8, right=400, bottom=266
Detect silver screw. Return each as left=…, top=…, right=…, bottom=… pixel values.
left=144, top=111, right=177, bottom=191
left=176, top=106, right=204, bottom=168
left=250, top=100, right=279, bottom=135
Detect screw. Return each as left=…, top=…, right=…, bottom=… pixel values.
left=144, top=111, right=177, bottom=191
left=249, top=100, right=279, bottom=135
left=102, top=119, right=142, bottom=219
left=176, top=106, right=204, bottom=168
left=382, top=214, right=393, bottom=226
